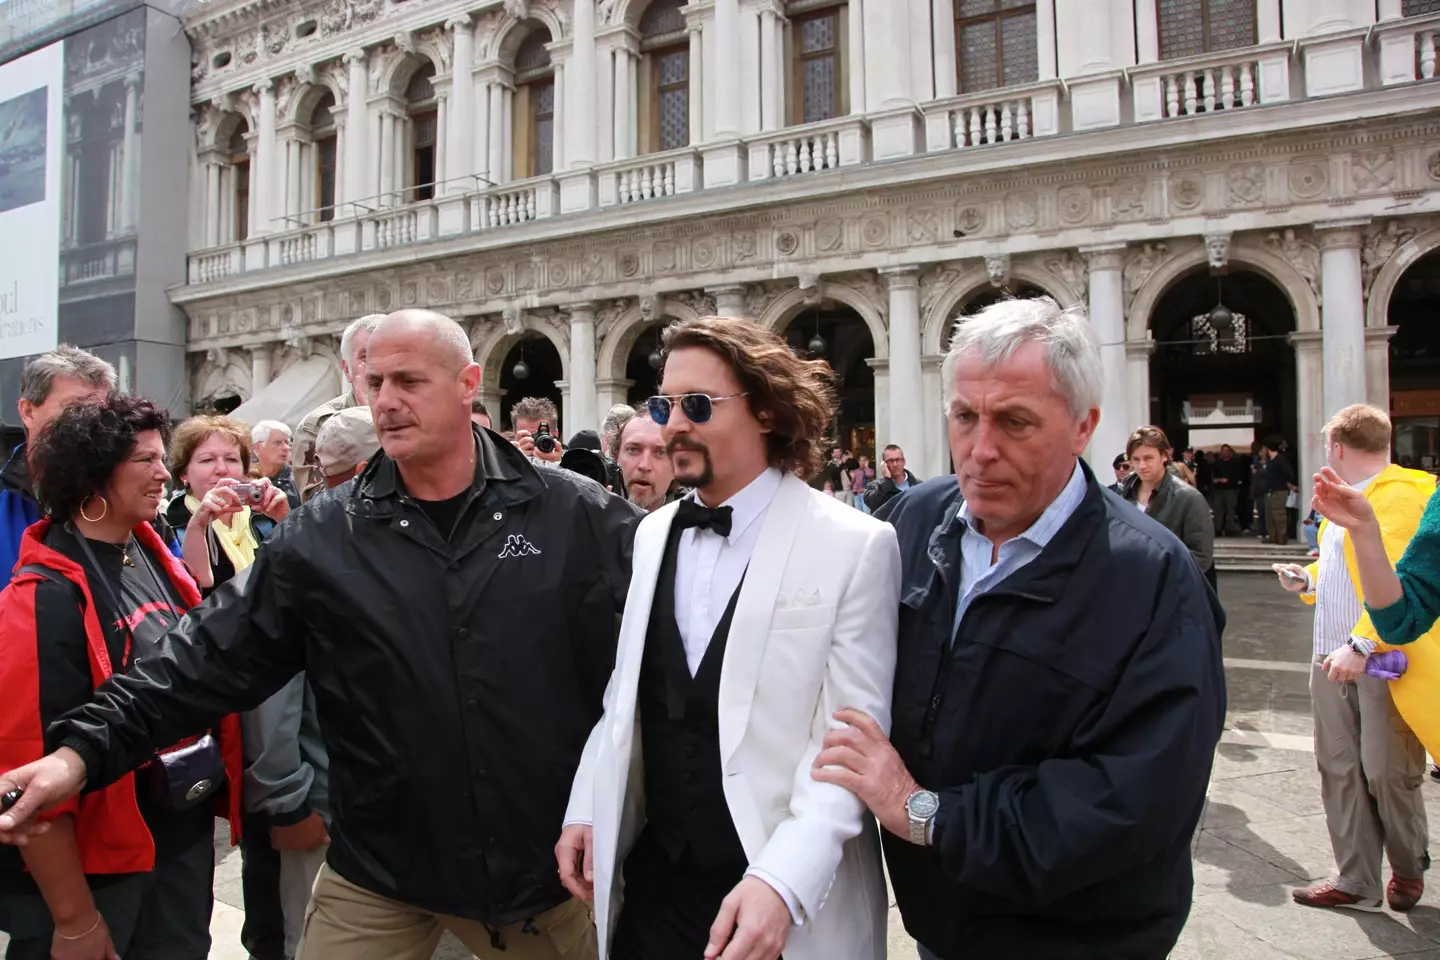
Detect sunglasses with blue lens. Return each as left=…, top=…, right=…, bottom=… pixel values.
left=647, top=392, right=748, bottom=426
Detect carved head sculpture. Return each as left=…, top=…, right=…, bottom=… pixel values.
left=1205, top=234, right=1231, bottom=271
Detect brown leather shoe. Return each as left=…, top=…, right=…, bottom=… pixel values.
left=1292, top=882, right=1383, bottom=912
left=1388, top=874, right=1424, bottom=912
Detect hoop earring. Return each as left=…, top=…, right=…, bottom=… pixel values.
left=79, top=496, right=108, bottom=523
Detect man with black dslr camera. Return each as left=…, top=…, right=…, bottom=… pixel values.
left=512, top=397, right=564, bottom=464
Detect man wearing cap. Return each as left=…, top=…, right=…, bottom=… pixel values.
left=315, top=407, right=380, bottom=490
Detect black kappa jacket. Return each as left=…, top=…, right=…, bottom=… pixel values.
left=876, top=462, right=1226, bottom=960
left=51, top=426, right=641, bottom=925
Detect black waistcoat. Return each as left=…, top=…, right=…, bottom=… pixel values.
left=635, top=522, right=748, bottom=874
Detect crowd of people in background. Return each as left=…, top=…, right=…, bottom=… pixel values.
left=0, top=295, right=1438, bottom=960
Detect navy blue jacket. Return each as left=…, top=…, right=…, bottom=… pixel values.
left=0, top=446, right=43, bottom=579
left=877, top=462, right=1225, bottom=960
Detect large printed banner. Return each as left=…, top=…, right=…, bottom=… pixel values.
left=0, top=40, right=60, bottom=361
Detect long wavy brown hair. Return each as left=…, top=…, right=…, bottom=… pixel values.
left=661, top=316, right=836, bottom=479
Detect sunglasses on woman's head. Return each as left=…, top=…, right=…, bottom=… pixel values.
left=647, top=392, right=748, bottom=426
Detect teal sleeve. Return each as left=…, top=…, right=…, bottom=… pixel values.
left=1368, top=487, right=1440, bottom=646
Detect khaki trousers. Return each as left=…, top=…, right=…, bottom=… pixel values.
left=296, top=865, right=598, bottom=960
left=1311, top=662, right=1430, bottom=900
left=1265, top=490, right=1291, bottom=545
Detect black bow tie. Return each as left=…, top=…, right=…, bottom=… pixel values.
left=675, top=498, right=733, bottom=537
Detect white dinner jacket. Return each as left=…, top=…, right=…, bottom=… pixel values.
left=565, top=472, right=901, bottom=960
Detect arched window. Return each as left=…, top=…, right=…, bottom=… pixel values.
left=515, top=31, right=556, bottom=177
left=640, top=0, right=689, bottom=153
left=309, top=90, right=338, bottom=222
left=229, top=125, right=250, bottom=242
left=1158, top=0, right=1257, bottom=61
left=955, top=0, right=1038, bottom=93
left=405, top=63, right=438, bottom=201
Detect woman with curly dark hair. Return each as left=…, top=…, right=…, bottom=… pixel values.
left=0, top=394, right=243, bottom=960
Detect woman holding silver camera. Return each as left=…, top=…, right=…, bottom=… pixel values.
left=164, top=415, right=289, bottom=592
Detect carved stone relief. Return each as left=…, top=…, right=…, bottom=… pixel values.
left=919, top=262, right=963, bottom=319
left=1264, top=228, right=1321, bottom=304
left=1353, top=151, right=1396, bottom=193
left=1044, top=251, right=1088, bottom=302
left=1228, top=164, right=1265, bottom=207
left=1362, top=220, right=1418, bottom=302
left=1122, top=242, right=1169, bottom=316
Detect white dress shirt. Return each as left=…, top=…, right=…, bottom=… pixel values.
left=1310, top=473, right=1379, bottom=659
left=672, top=466, right=804, bottom=923
left=674, top=466, right=783, bottom=674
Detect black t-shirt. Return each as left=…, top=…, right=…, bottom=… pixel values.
left=416, top=491, right=471, bottom=542
left=55, top=530, right=210, bottom=861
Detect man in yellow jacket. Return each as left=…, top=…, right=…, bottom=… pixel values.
left=1277, top=403, right=1435, bottom=914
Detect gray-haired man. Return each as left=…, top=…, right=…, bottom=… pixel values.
left=0, top=345, right=116, bottom=575
left=810, top=297, right=1226, bottom=960
left=294, top=314, right=385, bottom=497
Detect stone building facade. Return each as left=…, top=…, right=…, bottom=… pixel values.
left=176, top=0, right=1440, bottom=484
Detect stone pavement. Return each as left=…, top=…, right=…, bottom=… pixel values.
left=6, top=571, right=1440, bottom=960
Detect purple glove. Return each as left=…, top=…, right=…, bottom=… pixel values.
left=1366, top=649, right=1408, bottom=681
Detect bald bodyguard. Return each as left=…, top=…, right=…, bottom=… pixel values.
left=0, top=310, right=642, bottom=960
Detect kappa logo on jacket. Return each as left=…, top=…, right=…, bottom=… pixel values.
left=497, top=534, right=542, bottom=559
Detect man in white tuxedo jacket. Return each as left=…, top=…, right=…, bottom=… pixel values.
left=556, top=316, right=900, bottom=960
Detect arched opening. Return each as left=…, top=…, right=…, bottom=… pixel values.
left=309, top=90, right=338, bottom=221
left=1387, top=249, right=1440, bottom=474
left=781, top=304, right=876, bottom=457
left=404, top=63, right=438, bottom=201
left=499, top=333, right=564, bottom=432
left=639, top=0, right=689, bottom=154
left=514, top=27, right=556, bottom=177
left=624, top=322, right=669, bottom=404
left=1148, top=265, right=1296, bottom=464
left=942, top=282, right=1048, bottom=351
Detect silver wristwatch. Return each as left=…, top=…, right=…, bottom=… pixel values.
left=905, top=788, right=939, bottom=846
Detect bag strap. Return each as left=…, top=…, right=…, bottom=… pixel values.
left=17, top=563, right=86, bottom=611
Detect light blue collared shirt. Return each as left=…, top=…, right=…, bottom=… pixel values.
left=950, top=460, right=1088, bottom=639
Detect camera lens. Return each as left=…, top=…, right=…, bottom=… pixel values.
left=536, top=435, right=557, bottom=454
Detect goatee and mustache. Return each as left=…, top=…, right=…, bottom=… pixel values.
left=666, top=436, right=714, bottom=490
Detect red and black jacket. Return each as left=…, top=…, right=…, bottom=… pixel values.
left=0, top=519, right=243, bottom=878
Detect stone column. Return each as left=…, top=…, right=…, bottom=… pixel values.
left=378, top=111, right=395, bottom=202
left=1258, top=0, right=1283, bottom=41
left=882, top=266, right=925, bottom=470
left=760, top=7, right=779, bottom=131
left=1125, top=336, right=1155, bottom=434
left=488, top=81, right=506, bottom=182
left=708, top=285, right=746, bottom=317
left=1037, top=0, right=1058, bottom=79
left=1081, top=244, right=1128, bottom=472
left=1289, top=330, right=1325, bottom=499
left=553, top=60, right=567, bottom=169
left=251, top=345, right=272, bottom=393
left=848, top=0, right=866, bottom=113
left=1135, top=0, right=1160, bottom=62
left=435, top=90, right=449, bottom=188
left=867, top=357, right=890, bottom=466
left=205, top=160, right=222, bottom=247
left=447, top=18, right=475, bottom=195
left=714, top=0, right=741, bottom=136
left=570, top=0, right=597, bottom=167
left=931, top=0, right=956, bottom=99
left=344, top=50, right=368, bottom=213
left=921, top=354, right=946, bottom=479
left=596, top=378, right=635, bottom=418
left=689, top=25, right=705, bottom=140
left=119, top=75, right=139, bottom=231
left=566, top=303, right=599, bottom=434
left=741, top=6, right=761, bottom=134
left=597, top=41, right=615, bottom=161
left=254, top=80, right=278, bottom=235
left=1366, top=325, right=1398, bottom=411
left=1318, top=220, right=1369, bottom=417
left=286, top=137, right=302, bottom=222
left=613, top=48, right=634, bottom=159
left=475, top=80, right=492, bottom=183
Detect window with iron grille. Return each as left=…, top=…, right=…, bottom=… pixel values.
left=410, top=111, right=437, bottom=200
left=1158, top=0, right=1256, bottom=60
left=956, top=0, right=1038, bottom=94
left=316, top=136, right=337, bottom=221
left=797, top=9, right=839, bottom=123
left=229, top=126, right=249, bottom=242
left=643, top=0, right=690, bottom=152
left=1405, top=0, right=1440, bottom=14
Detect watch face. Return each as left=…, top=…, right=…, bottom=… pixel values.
left=907, top=790, right=940, bottom=819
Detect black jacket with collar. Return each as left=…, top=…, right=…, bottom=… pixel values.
left=875, top=462, right=1226, bottom=960
left=51, top=426, right=642, bottom=925
left=864, top=469, right=921, bottom=513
